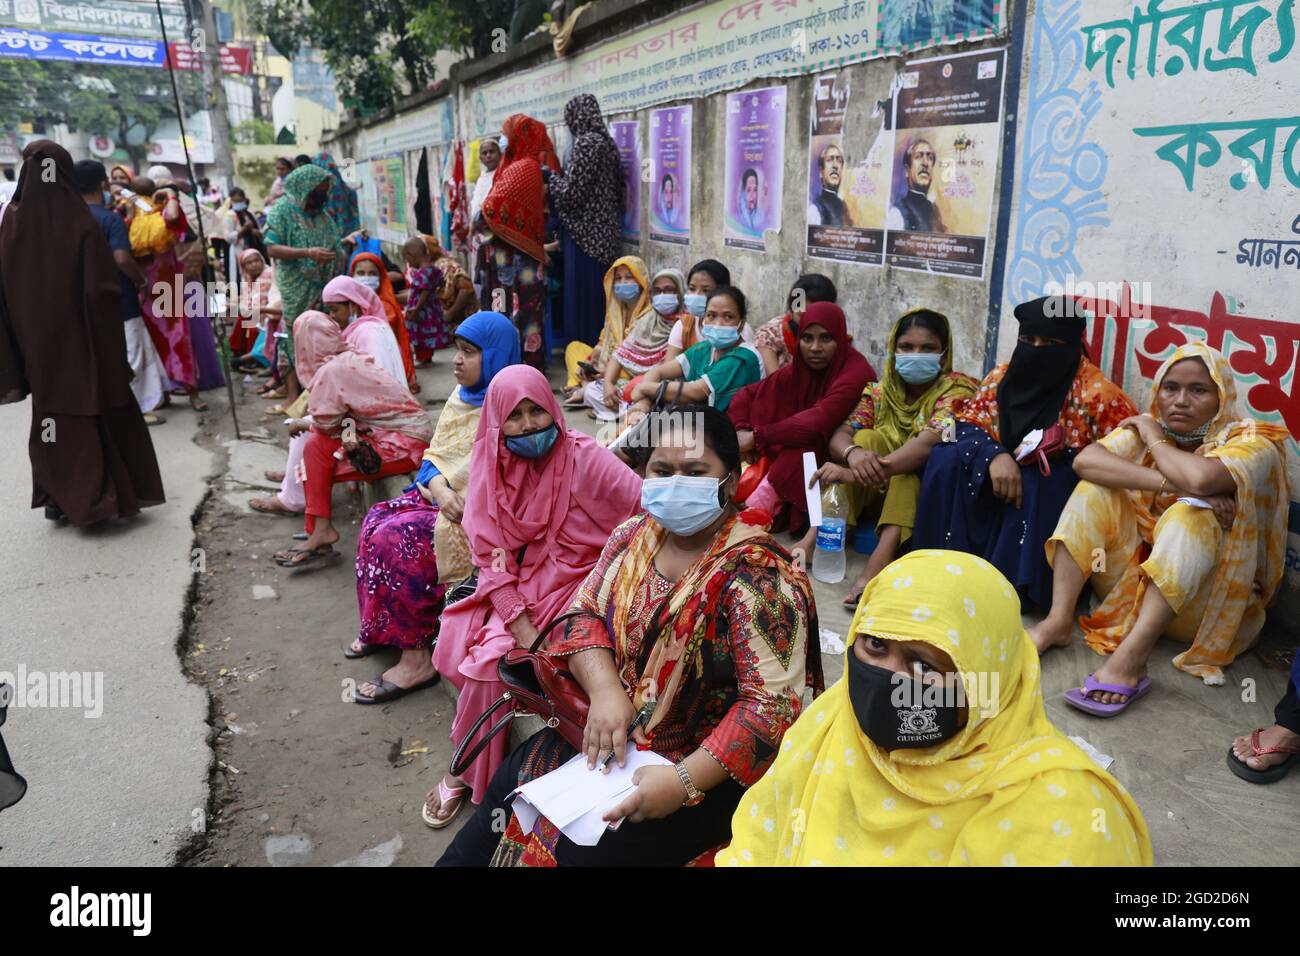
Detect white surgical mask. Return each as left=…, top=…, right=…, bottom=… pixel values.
left=355, top=275, right=381, bottom=290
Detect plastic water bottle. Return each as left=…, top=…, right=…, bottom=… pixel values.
left=812, top=483, right=848, bottom=584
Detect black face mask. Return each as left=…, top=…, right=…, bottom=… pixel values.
left=846, top=650, right=963, bottom=750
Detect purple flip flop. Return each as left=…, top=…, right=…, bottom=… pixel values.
left=1063, top=673, right=1153, bottom=717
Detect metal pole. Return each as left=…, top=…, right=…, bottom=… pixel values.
left=155, top=0, right=241, bottom=439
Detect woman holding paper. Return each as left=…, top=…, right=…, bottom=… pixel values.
left=718, top=549, right=1153, bottom=867
left=437, top=405, right=821, bottom=866
left=1026, top=343, right=1290, bottom=715
left=912, top=296, right=1136, bottom=610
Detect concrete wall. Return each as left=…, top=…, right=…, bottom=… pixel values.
left=1000, top=0, right=1300, bottom=626
left=607, top=48, right=1006, bottom=378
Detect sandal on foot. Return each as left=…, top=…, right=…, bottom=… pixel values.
left=261, top=387, right=287, bottom=400
left=249, top=496, right=300, bottom=516
left=1226, top=729, right=1300, bottom=784
left=143, top=412, right=166, bottom=426
left=189, top=395, right=209, bottom=412
left=351, top=672, right=440, bottom=705
left=422, top=779, right=468, bottom=829
left=264, top=469, right=286, bottom=483
left=842, top=590, right=863, bottom=609
left=344, top=640, right=383, bottom=660
left=1063, top=674, right=1152, bottom=717
left=274, top=545, right=339, bottom=569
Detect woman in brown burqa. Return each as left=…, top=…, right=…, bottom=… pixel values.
left=0, top=140, right=164, bottom=525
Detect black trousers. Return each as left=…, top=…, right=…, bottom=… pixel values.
left=1275, top=673, right=1300, bottom=734
left=436, top=729, right=744, bottom=867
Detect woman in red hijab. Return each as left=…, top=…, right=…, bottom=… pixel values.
left=729, top=301, right=875, bottom=533
left=350, top=251, right=416, bottom=392
left=476, top=114, right=555, bottom=368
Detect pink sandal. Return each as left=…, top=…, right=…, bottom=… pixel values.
left=421, top=778, right=468, bottom=829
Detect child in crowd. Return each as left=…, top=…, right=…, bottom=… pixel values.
left=401, top=236, right=452, bottom=366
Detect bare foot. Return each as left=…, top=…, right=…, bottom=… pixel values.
left=1231, top=724, right=1300, bottom=772
left=1028, top=616, right=1074, bottom=654
left=1085, top=654, right=1148, bottom=705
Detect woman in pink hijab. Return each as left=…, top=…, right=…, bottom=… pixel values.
left=271, top=312, right=432, bottom=569
left=321, top=275, right=409, bottom=392
left=424, top=365, right=642, bottom=826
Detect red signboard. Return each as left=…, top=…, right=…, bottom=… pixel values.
left=166, top=43, right=252, bottom=75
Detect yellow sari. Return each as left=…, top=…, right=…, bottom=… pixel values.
left=1064, top=342, right=1290, bottom=681
left=718, top=549, right=1152, bottom=867
left=423, top=387, right=480, bottom=583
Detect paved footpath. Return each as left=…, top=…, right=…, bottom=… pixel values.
left=0, top=399, right=213, bottom=865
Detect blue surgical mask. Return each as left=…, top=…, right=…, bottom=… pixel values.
left=232, top=201, right=248, bottom=211
left=894, top=352, right=943, bottom=384
left=700, top=323, right=740, bottom=349
left=613, top=282, right=640, bottom=302
left=684, top=293, right=707, bottom=317
left=498, top=134, right=508, bottom=151
left=504, top=422, right=559, bottom=458
left=641, top=475, right=728, bottom=536
left=355, top=274, right=381, bottom=290
left=651, top=293, right=679, bottom=316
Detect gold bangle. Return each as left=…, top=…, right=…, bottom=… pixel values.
left=1158, top=476, right=1168, bottom=496
left=1148, top=438, right=1172, bottom=453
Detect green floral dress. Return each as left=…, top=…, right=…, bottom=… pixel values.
left=264, top=164, right=343, bottom=368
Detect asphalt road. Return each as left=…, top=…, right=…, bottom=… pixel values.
left=0, top=398, right=213, bottom=865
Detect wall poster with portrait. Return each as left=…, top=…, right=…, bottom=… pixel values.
left=806, top=69, right=891, bottom=265
left=885, top=47, right=1007, bottom=279
left=724, top=86, right=786, bottom=253
left=611, top=119, right=642, bottom=244
left=648, top=105, right=692, bottom=246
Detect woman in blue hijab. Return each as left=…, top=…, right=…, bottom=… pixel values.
left=349, top=312, right=521, bottom=704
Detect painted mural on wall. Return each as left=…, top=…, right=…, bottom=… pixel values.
left=1003, top=0, right=1300, bottom=589
left=466, top=0, right=1005, bottom=136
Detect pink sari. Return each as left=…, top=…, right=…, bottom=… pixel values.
left=433, top=366, right=642, bottom=802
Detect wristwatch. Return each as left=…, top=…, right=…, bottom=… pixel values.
left=675, top=761, right=705, bottom=807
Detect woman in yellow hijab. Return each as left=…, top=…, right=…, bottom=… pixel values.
left=1028, top=341, right=1290, bottom=713
left=718, top=549, right=1152, bottom=867
left=563, top=255, right=650, bottom=399
left=811, top=309, right=978, bottom=608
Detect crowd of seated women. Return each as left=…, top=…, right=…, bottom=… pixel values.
left=296, top=252, right=1292, bottom=865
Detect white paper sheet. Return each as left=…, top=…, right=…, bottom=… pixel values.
left=819, top=628, right=845, bottom=655
left=1067, top=734, right=1116, bottom=772
left=803, top=451, right=823, bottom=527
left=511, top=747, right=674, bottom=846
left=1014, top=428, right=1044, bottom=462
